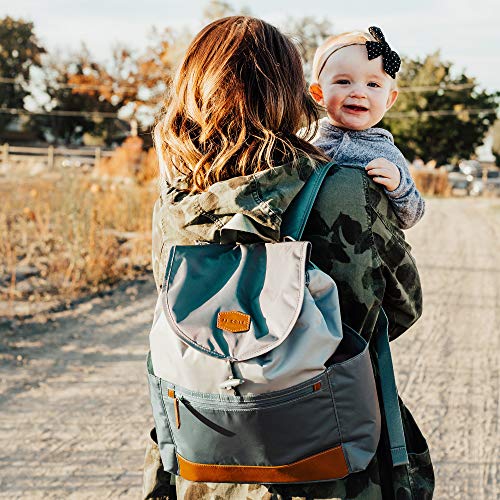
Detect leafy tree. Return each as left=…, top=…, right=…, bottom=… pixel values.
left=69, top=29, right=173, bottom=131
left=32, top=29, right=174, bottom=144
left=382, top=52, right=499, bottom=165
left=491, top=120, right=500, bottom=166
left=0, top=16, right=45, bottom=132
left=31, top=47, right=127, bottom=144
left=281, top=16, right=332, bottom=83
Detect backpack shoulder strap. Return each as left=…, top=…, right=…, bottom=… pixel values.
left=374, top=309, right=409, bottom=467
left=282, top=162, right=409, bottom=468
left=280, top=161, right=335, bottom=241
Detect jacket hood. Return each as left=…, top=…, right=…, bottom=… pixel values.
left=152, top=157, right=317, bottom=249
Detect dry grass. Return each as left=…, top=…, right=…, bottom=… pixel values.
left=410, top=166, right=451, bottom=196
left=96, top=136, right=159, bottom=185
left=0, top=143, right=455, bottom=315
left=0, top=169, right=158, bottom=309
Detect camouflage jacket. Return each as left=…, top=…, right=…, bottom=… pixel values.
left=147, top=158, right=434, bottom=500
left=152, top=158, right=421, bottom=342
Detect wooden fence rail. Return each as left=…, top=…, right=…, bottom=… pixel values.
left=1, top=143, right=115, bottom=169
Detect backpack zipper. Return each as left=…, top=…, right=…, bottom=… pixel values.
left=173, top=379, right=323, bottom=411
left=167, top=388, right=181, bottom=428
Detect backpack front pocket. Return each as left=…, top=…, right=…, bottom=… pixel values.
left=148, top=325, right=380, bottom=483
left=159, top=372, right=347, bottom=483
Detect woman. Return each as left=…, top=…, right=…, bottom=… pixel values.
left=144, top=16, right=434, bottom=500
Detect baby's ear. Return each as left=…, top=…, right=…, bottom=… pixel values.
left=385, top=88, right=399, bottom=110
left=309, top=83, right=324, bottom=106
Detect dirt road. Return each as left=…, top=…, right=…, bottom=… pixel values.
left=393, top=198, right=499, bottom=500
left=0, top=198, right=498, bottom=499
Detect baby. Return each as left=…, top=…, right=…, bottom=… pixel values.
left=309, top=27, right=424, bottom=229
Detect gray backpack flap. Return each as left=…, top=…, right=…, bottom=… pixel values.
left=148, top=162, right=409, bottom=484
left=148, top=239, right=380, bottom=483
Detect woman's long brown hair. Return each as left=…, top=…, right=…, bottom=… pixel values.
left=155, top=16, right=327, bottom=192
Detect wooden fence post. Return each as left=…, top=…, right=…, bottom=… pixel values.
left=2, top=143, right=8, bottom=165
left=47, top=145, right=54, bottom=169
left=95, top=147, right=101, bottom=169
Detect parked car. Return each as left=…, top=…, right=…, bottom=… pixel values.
left=458, top=159, right=482, bottom=178
left=447, top=166, right=474, bottom=194
left=470, top=170, right=500, bottom=197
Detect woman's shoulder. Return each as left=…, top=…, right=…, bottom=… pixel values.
left=315, top=163, right=406, bottom=232
left=304, top=165, right=374, bottom=265
left=314, top=164, right=369, bottom=217
left=308, top=163, right=409, bottom=258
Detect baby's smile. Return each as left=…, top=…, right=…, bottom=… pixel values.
left=343, top=104, right=369, bottom=113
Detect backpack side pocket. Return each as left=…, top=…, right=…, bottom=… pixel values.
left=328, top=324, right=381, bottom=473
left=147, top=354, right=178, bottom=473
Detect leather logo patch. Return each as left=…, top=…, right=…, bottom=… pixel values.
left=217, top=311, right=251, bottom=333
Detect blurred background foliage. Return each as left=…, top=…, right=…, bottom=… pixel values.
left=0, top=17, right=45, bottom=131
left=381, top=54, right=498, bottom=165
left=0, top=0, right=498, bottom=165
left=1, top=0, right=499, bottom=308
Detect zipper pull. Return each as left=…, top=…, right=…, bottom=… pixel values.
left=219, top=377, right=245, bottom=390
left=174, top=397, right=181, bottom=429
left=168, top=388, right=181, bottom=429
left=220, top=360, right=245, bottom=394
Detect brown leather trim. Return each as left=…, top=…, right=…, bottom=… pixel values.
left=217, top=311, right=251, bottom=333
left=177, top=445, right=349, bottom=483
left=313, top=381, right=322, bottom=391
left=174, top=398, right=181, bottom=429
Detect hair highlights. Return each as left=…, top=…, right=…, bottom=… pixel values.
left=155, top=16, right=327, bottom=192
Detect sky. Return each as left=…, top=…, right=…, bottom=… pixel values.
left=1, top=0, right=500, bottom=92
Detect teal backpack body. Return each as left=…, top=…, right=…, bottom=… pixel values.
left=147, top=162, right=408, bottom=483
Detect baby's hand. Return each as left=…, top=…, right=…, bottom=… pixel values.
left=365, top=158, right=401, bottom=192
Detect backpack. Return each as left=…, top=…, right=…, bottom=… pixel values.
left=147, top=161, right=409, bottom=484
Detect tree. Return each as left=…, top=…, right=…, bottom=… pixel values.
left=31, top=28, right=174, bottom=144
left=202, top=0, right=251, bottom=23
left=68, top=28, right=174, bottom=134
left=0, top=16, right=45, bottom=132
left=31, top=47, right=128, bottom=144
left=491, top=120, right=500, bottom=167
left=381, top=52, right=499, bottom=165
left=280, top=16, right=332, bottom=83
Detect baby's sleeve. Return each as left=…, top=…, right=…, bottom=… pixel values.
left=383, top=146, right=425, bottom=229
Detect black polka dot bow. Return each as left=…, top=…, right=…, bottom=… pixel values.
left=365, top=26, right=401, bottom=79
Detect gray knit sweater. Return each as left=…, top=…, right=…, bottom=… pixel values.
left=313, top=118, right=425, bottom=229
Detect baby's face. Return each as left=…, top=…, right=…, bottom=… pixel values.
left=312, top=44, right=398, bottom=130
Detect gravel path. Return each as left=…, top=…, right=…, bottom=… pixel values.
left=0, top=198, right=499, bottom=499
left=0, top=280, right=157, bottom=498
left=392, top=198, right=499, bottom=500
